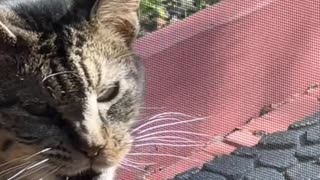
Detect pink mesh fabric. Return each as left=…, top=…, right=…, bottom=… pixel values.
left=119, top=0, right=320, bottom=179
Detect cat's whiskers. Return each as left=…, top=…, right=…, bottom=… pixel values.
left=131, top=117, right=181, bottom=134
left=130, top=114, right=210, bottom=167
left=0, top=161, right=32, bottom=176
left=120, top=161, right=149, bottom=173
left=41, top=71, right=80, bottom=83
left=134, top=134, right=207, bottom=144
left=129, top=113, right=210, bottom=168
left=133, top=112, right=196, bottom=131
left=23, top=148, right=52, bottom=161
left=127, top=152, right=204, bottom=165
left=123, top=159, right=155, bottom=166
left=136, top=116, right=209, bottom=135
left=38, top=165, right=61, bottom=180
left=134, top=136, right=198, bottom=143
left=134, top=134, right=207, bottom=147
left=134, top=143, right=205, bottom=148
left=127, top=153, right=189, bottom=160
left=0, top=148, right=51, bottom=168
left=0, top=156, right=31, bottom=169
left=15, top=164, right=49, bottom=180
left=147, top=112, right=195, bottom=120
left=135, top=130, right=211, bottom=140
left=7, top=158, right=49, bottom=180
left=119, top=165, right=133, bottom=173
left=131, top=113, right=209, bottom=145
left=0, top=149, right=52, bottom=178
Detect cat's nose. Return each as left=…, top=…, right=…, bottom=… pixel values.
left=80, top=145, right=105, bottom=158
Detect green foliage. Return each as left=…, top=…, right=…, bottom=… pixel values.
left=141, top=0, right=168, bottom=19
left=139, top=0, right=222, bottom=35
left=139, top=0, right=168, bottom=34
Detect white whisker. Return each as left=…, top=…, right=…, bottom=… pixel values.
left=42, top=71, right=80, bottom=83
left=7, top=166, right=32, bottom=180
left=38, top=166, right=61, bottom=180
left=135, top=136, right=198, bottom=143
left=131, top=117, right=181, bottom=134
left=137, top=117, right=209, bottom=135
left=23, top=148, right=51, bottom=160
left=135, top=130, right=211, bottom=140
left=0, top=156, right=29, bottom=168
left=138, top=107, right=164, bottom=110
left=7, top=159, right=49, bottom=180
left=25, top=159, right=49, bottom=170
left=136, top=139, right=201, bottom=144
left=120, top=163, right=149, bottom=173
left=15, top=164, right=49, bottom=180
left=134, top=143, right=205, bottom=148
left=0, top=161, right=31, bottom=176
left=0, top=148, right=51, bottom=168
left=123, top=159, right=156, bottom=166
left=148, top=112, right=195, bottom=120
left=127, top=153, right=189, bottom=160
left=118, top=164, right=136, bottom=173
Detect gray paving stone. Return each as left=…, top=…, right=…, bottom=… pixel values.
left=203, top=155, right=254, bottom=180
left=286, top=163, right=320, bottom=180
left=232, top=147, right=259, bottom=158
left=243, top=168, right=285, bottom=180
left=174, top=168, right=201, bottom=180
left=257, top=149, right=297, bottom=170
left=289, top=112, right=320, bottom=130
left=174, top=112, right=320, bottom=180
left=190, top=171, right=226, bottom=180
left=296, top=144, right=320, bottom=160
left=258, top=130, right=304, bottom=149
left=305, top=125, right=320, bottom=144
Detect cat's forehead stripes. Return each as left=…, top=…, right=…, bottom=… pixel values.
left=39, top=27, right=101, bottom=105
left=68, top=28, right=95, bottom=88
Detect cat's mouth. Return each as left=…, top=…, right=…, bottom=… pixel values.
left=61, top=169, right=100, bottom=180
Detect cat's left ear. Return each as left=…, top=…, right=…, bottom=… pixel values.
left=90, top=0, right=140, bottom=46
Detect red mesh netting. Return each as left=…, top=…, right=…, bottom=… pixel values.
left=119, top=0, right=320, bottom=179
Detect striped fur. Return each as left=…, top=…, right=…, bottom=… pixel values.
left=0, top=0, right=143, bottom=179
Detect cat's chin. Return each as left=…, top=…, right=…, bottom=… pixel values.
left=50, top=152, right=118, bottom=180
left=59, top=167, right=116, bottom=180
left=92, top=167, right=117, bottom=180
left=60, top=169, right=101, bottom=180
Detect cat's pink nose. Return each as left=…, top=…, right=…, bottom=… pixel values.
left=81, top=145, right=105, bottom=158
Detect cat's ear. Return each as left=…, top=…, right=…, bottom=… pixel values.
left=90, top=0, right=140, bottom=45
left=0, top=20, right=17, bottom=45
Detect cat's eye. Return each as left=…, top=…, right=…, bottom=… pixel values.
left=98, top=82, right=120, bottom=102
left=16, top=132, right=40, bottom=144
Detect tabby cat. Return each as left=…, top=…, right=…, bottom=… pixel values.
left=0, top=0, right=144, bottom=179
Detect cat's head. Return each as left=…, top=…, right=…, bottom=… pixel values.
left=0, top=0, right=143, bottom=179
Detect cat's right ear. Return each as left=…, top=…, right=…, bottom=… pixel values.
left=89, top=0, right=140, bottom=46
left=0, top=20, right=17, bottom=45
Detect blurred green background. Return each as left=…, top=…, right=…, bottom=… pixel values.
left=139, top=0, right=221, bottom=36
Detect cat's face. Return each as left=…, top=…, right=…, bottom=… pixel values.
left=0, top=0, right=143, bottom=179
